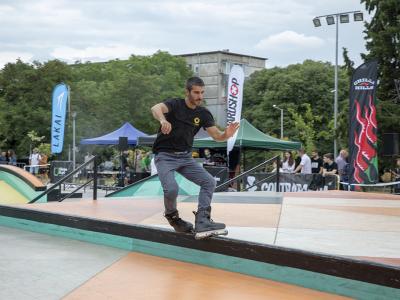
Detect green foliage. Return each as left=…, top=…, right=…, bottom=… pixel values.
left=287, top=104, right=316, bottom=153
left=37, top=143, right=51, bottom=157
left=359, top=0, right=400, bottom=173
left=243, top=60, right=349, bottom=154
left=70, top=51, right=192, bottom=141
left=0, top=52, right=192, bottom=159
left=361, top=0, right=400, bottom=133
left=0, top=59, right=73, bottom=155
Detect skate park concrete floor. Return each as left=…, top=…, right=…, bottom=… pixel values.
left=0, top=226, right=349, bottom=300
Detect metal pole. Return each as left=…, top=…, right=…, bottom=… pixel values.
left=72, top=112, right=76, bottom=170
left=313, top=11, right=363, bottom=157
left=276, top=156, right=280, bottom=192
left=280, top=108, right=283, bottom=139
left=93, top=157, right=98, bottom=200
left=272, top=105, right=284, bottom=139
left=334, top=14, right=339, bottom=158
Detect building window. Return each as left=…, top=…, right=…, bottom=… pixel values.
left=220, top=61, right=230, bottom=74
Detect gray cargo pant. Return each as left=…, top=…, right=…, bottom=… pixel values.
left=154, top=152, right=216, bottom=214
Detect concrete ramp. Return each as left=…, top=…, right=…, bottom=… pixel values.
left=0, top=180, right=28, bottom=204
left=0, top=165, right=46, bottom=204
left=106, top=173, right=200, bottom=198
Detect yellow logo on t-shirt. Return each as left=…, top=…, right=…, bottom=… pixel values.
left=193, top=117, right=200, bottom=126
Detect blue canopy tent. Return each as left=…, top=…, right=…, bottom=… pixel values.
left=80, top=122, right=148, bottom=145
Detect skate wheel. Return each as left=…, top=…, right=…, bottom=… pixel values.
left=194, top=229, right=228, bottom=240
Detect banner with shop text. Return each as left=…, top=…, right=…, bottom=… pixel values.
left=349, top=60, right=379, bottom=184
left=226, top=65, right=244, bottom=155
left=51, top=83, right=69, bottom=154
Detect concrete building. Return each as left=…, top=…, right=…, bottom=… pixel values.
left=178, top=50, right=267, bottom=127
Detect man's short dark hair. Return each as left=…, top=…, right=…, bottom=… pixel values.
left=323, top=153, right=334, bottom=160
left=186, top=77, right=205, bottom=91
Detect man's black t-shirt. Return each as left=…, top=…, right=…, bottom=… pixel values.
left=311, top=157, right=323, bottom=174
left=153, top=98, right=215, bottom=153
left=323, top=161, right=338, bottom=173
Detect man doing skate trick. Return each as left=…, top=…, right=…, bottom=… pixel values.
left=151, top=76, right=239, bottom=239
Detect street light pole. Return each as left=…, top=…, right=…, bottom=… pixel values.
left=273, top=105, right=284, bottom=139
left=72, top=111, right=77, bottom=170
left=334, top=14, right=339, bottom=159
left=313, top=10, right=363, bottom=158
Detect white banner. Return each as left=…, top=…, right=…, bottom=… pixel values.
left=226, top=65, right=244, bottom=154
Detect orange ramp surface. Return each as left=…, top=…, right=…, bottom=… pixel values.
left=64, top=252, right=349, bottom=300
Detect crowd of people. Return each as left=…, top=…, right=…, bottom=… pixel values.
left=2, top=144, right=400, bottom=191
left=275, top=149, right=400, bottom=191
left=273, top=149, right=347, bottom=178
left=268, top=148, right=349, bottom=189
left=0, top=149, right=17, bottom=166
left=0, top=147, right=49, bottom=183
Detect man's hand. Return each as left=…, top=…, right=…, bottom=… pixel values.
left=160, top=119, right=172, bottom=134
left=225, top=122, right=240, bottom=139
left=206, top=122, right=240, bottom=142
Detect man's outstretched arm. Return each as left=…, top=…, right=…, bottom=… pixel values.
left=206, top=122, right=240, bottom=142
left=151, top=103, right=171, bottom=134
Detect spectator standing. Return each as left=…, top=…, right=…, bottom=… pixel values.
left=392, top=158, right=400, bottom=181
left=0, top=150, right=8, bottom=164
left=39, top=151, right=49, bottom=183
left=335, top=149, right=349, bottom=177
left=335, top=149, right=349, bottom=189
left=134, top=150, right=143, bottom=173
left=203, top=148, right=215, bottom=166
left=83, top=152, right=94, bottom=178
left=141, top=151, right=151, bottom=173
left=7, top=149, right=17, bottom=166
left=294, top=148, right=312, bottom=174
left=150, top=154, right=158, bottom=176
left=322, top=153, right=338, bottom=176
left=310, top=150, right=323, bottom=174
left=391, top=158, right=400, bottom=194
left=280, top=151, right=295, bottom=173
left=29, top=148, right=42, bottom=175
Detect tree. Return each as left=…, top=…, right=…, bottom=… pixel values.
left=361, top=0, right=400, bottom=134
left=243, top=60, right=349, bottom=155
left=70, top=51, right=192, bottom=142
left=0, top=59, right=73, bottom=155
left=0, top=52, right=191, bottom=159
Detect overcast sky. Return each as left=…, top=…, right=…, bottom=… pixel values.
left=0, top=0, right=371, bottom=69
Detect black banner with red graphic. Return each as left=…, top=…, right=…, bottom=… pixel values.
left=349, top=60, right=379, bottom=184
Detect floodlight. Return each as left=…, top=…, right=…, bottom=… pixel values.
left=326, top=15, right=335, bottom=25
left=340, top=14, right=349, bottom=23
left=313, top=18, right=321, bottom=27
left=354, top=12, right=363, bottom=21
